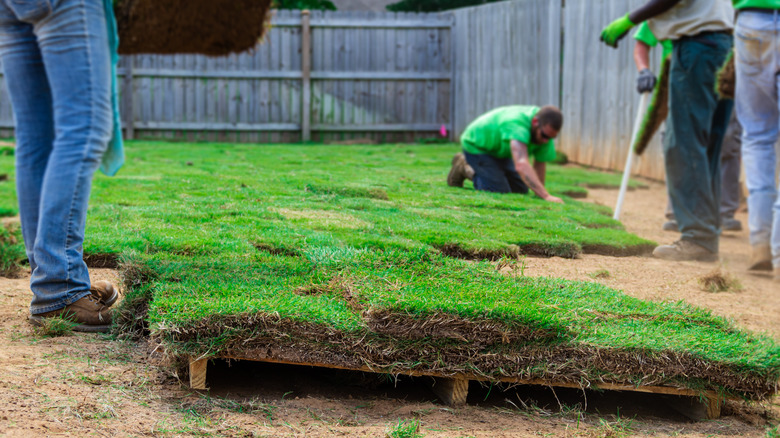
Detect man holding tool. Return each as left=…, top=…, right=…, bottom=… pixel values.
left=601, top=0, right=734, bottom=262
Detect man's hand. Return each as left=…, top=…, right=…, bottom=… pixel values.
left=600, top=14, right=635, bottom=48
left=543, top=194, right=564, bottom=204
left=637, top=68, right=656, bottom=93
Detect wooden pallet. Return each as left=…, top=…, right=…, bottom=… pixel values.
left=189, top=356, right=725, bottom=420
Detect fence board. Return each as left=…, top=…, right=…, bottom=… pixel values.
left=450, top=0, right=562, bottom=139
left=560, top=0, right=666, bottom=180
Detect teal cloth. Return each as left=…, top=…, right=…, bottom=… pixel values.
left=100, top=0, right=124, bottom=176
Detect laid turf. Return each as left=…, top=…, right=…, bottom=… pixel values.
left=1, top=141, right=778, bottom=400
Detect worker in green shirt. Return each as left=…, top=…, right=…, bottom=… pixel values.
left=447, top=105, right=564, bottom=204
left=633, top=22, right=744, bottom=234
left=730, top=0, right=780, bottom=281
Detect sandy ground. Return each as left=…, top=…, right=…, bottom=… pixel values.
left=0, top=178, right=778, bottom=438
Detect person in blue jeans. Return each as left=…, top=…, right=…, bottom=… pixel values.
left=732, top=3, right=780, bottom=282
left=0, top=0, right=121, bottom=331
left=601, top=0, right=735, bottom=262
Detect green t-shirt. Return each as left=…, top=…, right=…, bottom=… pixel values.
left=733, top=0, right=780, bottom=9
left=633, top=22, right=673, bottom=59
left=461, top=106, right=556, bottom=162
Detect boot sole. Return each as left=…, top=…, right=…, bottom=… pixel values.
left=28, top=315, right=111, bottom=333
left=447, top=154, right=466, bottom=187
left=96, top=290, right=119, bottom=307
left=748, top=261, right=773, bottom=271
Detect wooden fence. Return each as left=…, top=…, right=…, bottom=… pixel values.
left=450, top=0, right=562, bottom=137
left=119, top=9, right=453, bottom=143
left=558, top=0, right=666, bottom=180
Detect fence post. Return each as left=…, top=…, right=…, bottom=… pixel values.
left=123, top=59, right=134, bottom=140
left=301, top=10, right=312, bottom=143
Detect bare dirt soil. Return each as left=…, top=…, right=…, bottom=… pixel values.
left=0, top=178, right=778, bottom=438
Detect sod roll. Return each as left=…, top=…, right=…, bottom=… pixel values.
left=116, top=0, right=273, bottom=56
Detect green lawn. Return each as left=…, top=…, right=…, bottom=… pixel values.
left=1, top=141, right=777, bottom=400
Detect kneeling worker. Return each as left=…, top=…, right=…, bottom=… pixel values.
left=447, top=105, right=564, bottom=204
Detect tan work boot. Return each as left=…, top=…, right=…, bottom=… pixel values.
left=748, top=244, right=772, bottom=271
left=652, top=240, right=718, bottom=262
left=91, top=280, right=119, bottom=307
left=29, top=295, right=113, bottom=333
left=447, top=153, right=474, bottom=187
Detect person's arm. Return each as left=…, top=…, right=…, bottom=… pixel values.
left=510, top=140, right=563, bottom=204
left=601, top=0, right=683, bottom=48
left=628, top=0, right=683, bottom=24
left=533, top=161, right=547, bottom=187
left=634, top=41, right=652, bottom=71
left=633, top=40, right=657, bottom=93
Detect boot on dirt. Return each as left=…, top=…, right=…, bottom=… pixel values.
left=447, top=153, right=474, bottom=187
left=662, top=220, right=678, bottom=232
left=29, top=295, right=113, bottom=333
left=748, top=244, right=772, bottom=271
left=91, top=280, right=120, bottom=307
left=652, top=240, right=718, bottom=262
left=721, top=217, right=743, bottom=232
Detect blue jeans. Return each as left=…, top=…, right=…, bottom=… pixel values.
left=0, top=0, right=113, bottom=313
left=463, top=151, right=529, bottom=194
left=665, top=32, right=733, bottom=253
left=734, top=10, right=780, bottom=269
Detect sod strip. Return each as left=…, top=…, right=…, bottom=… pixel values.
left=0, top=142, right=653, bottom=261
left=117, top=250, right=780, bottom=400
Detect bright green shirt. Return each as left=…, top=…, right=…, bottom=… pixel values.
left=733, top=0, right=780, bottom=9
left=461, top=106, right=556, bottom=162
left=633, top=22, right=673, bottom=59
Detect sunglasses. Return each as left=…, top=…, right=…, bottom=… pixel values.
left=539, top=129, right=554, bottom=142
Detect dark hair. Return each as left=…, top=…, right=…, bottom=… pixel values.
left=537, top=105, right=563, bottom=131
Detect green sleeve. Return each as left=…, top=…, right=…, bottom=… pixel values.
left=502, top=122, right=531, bottom=145
left=633, top=22, right=659, bottom=47
left=533, top=141, right=557, bottom=163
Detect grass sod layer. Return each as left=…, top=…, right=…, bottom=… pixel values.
left=121, top=249, right=780, bottom=399
left=79, top=142, right=651, bottom=261
left=1, top=141, right=777, bottom=399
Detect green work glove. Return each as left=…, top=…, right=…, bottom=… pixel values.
left=600, top=14, right=635, bottom=48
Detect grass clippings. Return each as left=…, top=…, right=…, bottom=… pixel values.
left=33, top=316, right=79, bottom=338
left=699, top=269, right=743, bottom=293
left=386, top=419, right=424, bottom=438
left=589, top=269, right=611, bottom=280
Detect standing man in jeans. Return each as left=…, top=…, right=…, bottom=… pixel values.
left=0, top=0, right=122, bottom=331
left=633, top=21, right=744, bottom=233
left=601, top=0, right=735, bottom=262
left=732, top=2, right=780, bottom=281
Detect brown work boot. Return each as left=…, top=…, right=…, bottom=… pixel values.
left=29, top=295, right=113, bottom=333
left=652, top=240, right=719, bottom=262
left=447, top=153, right=474, bottom=187
left=748, top=244, right=772, bottom=271
left=91, top=280, right=119, bottom=307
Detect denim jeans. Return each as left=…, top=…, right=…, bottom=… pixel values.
left=0, top=0, right=113, bottom=313
left=734, top=10, right=780, bottom=269
left=664, top=32, right=733, bottom=253
left=463, top=151, right=529, bottom=194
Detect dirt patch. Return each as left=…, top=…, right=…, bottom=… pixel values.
left=116, top=0, right=272, bottom=55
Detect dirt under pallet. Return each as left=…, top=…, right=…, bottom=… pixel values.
left=188, top=355, right=727, bottom=421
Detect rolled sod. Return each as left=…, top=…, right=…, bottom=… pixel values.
left=115, top=0, right=273, bottom=55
